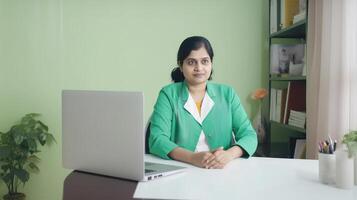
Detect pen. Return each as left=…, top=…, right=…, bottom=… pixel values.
left=323, top=143, right=328, bottom=153
left=328, top=144, right=334, bottom=154
left=328, top=135, right=333, bottom=148
left=333, top=140, right=337, bottom=151
left=318, top=144, right=321, bottom=153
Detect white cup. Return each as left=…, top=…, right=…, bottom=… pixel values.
left=354, top=156, right=357, bottom=185
left=318, top=153, right=335, bottom=184
left=335, top=148, right=354, bottom=189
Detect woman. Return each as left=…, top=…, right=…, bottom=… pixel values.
left=149, top=36, right=257, bottom=169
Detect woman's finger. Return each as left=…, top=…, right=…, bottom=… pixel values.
left=210, top=162, right=222, bottom=169
left=205, top=154, right=216, bottom=164
left=206, top=159, right=218, bottom=169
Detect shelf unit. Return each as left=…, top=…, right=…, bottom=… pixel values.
left=269, top=75, right=306, bottom=81
left=270, top=120, right=306, bottom=133
left=270, top=19, right=306, bottom=38
left=266, top=0, right=308, bottom=158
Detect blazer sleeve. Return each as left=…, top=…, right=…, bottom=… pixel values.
left=149, top=90, right=178, bottom=159
left=230, top=88, right=258, bottom=157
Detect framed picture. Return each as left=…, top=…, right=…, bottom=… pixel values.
left=270, top=44, right=305, bottom=75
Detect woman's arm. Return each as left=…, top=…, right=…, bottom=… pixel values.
left=226, top=145, right=244, bottom=158
left=169, top=147, right=214, bottom=168
left=205, top=88, right=257, bottom=169
left=230, top=88, right=258, bottom=157
left=149, top=90, right=178, bottom=159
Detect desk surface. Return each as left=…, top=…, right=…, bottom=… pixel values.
left=63, top=155, right=357, bottom=200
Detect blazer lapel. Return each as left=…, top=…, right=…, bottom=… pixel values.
left=201, top=92, right=215, bottom=122
left=181, top=81, right=215, bottom=125
left=184, top=93, right=202, bottom=125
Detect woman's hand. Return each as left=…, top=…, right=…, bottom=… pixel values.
left=205, top=146, right=243, bottom=169
left=169, top=146, right=243, bottom=169
left=189, top=151, right=214, bottom=168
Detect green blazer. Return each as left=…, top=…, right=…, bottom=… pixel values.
left=149, top=81, right=257, bottom=159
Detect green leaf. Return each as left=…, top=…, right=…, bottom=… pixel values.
left=27, top=113, right=41, bottom=118
left=27, top=163, right=40, bottom=173
left=27, top=139, right=37, bottom=152
left=14, top=135, right=24, bottom=145
left=46, top=133, right=56, bottom=145
left=1, top=164, right=11, bottom=172
left=2, top=171, right=14, bottom=185
left=14, top=168, right=29, bottom=183
left=1, top=134, right=10, bottom=144
left=38, top=121, right=49, bottom=132
left=27, top=155, right=40, bottom=163
left=22, top=114, right=41, bottom=124
left=0, top=146, right=11, bottom=159
left=10, top=125, right=21, bottom=135
left=37, top=132, right=47, bottom=145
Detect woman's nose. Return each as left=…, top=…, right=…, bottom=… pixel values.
left=194, top=63, right=203, bottom=71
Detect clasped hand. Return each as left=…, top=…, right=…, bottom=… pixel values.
left=190, top=147, right=234, bottom=169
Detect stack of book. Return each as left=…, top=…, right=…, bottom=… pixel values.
left=288, top=110, right=306, bottom=128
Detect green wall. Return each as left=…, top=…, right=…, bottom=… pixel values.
left=0, top=0, right=268, bottom=199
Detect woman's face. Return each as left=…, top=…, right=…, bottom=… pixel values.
left=181, top=46, right=212, bottom=87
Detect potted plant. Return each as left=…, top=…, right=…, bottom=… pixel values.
left=335, top=130, right=357, bottom=188
left=342, top=130, right=357, bottom=158
left=250, top=88, right=268, bottom=144
left=0, top=113, right=55, bottom=200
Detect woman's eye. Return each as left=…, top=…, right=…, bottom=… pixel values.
left=187, top=60, right=195, bottom=65
left=202, top=59, right=210, bottom=65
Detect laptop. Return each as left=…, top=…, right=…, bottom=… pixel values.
left=62, top=90, right=185, bottom=181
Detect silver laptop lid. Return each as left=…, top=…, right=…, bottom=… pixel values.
left=62, top=90, right=145, bottom=180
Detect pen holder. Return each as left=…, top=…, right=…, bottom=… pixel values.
left=318, top=153, right=335, bottom=184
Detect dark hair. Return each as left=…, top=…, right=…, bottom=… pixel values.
left=171, top=36, right=214, bottom=82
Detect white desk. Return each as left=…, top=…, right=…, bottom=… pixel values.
left=134, top=155, right=357, bottom=200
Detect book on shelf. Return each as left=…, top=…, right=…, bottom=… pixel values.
left=279, top=0, right=300, bottom=29
left=276, top=89, right=282, bottom=122
left=280, top=88, right=288, bottom=122
left=283, top=82, right=291, bottom=123
left=288, top=119, right=305, bottom=129
left=284, top=81, right=306, bottom=124
left=290, top=110, right=306, bottom=118
left=302, top=45, right=307, bottom=76
left=270, top=81, right=306, bottom=125
left=294, top=139, right=306, bottom=158
left=270, top=0, right=305, bottom=32
left=270, top=88, right=277, bottom=121
left=270, top=44, right=306, bottom=75
left=289, top=115, right=306, bottom=123
left=289, top=110, right=306, bottom=128
left=293, top=10, right=306, bottom=24
left=270, top=0, right=278, bottom=34
left=293, top=0, right=307, bottom=24
left=269, top=88, right=287, bottom=123
left=288, top=121, right=305, bottom=128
